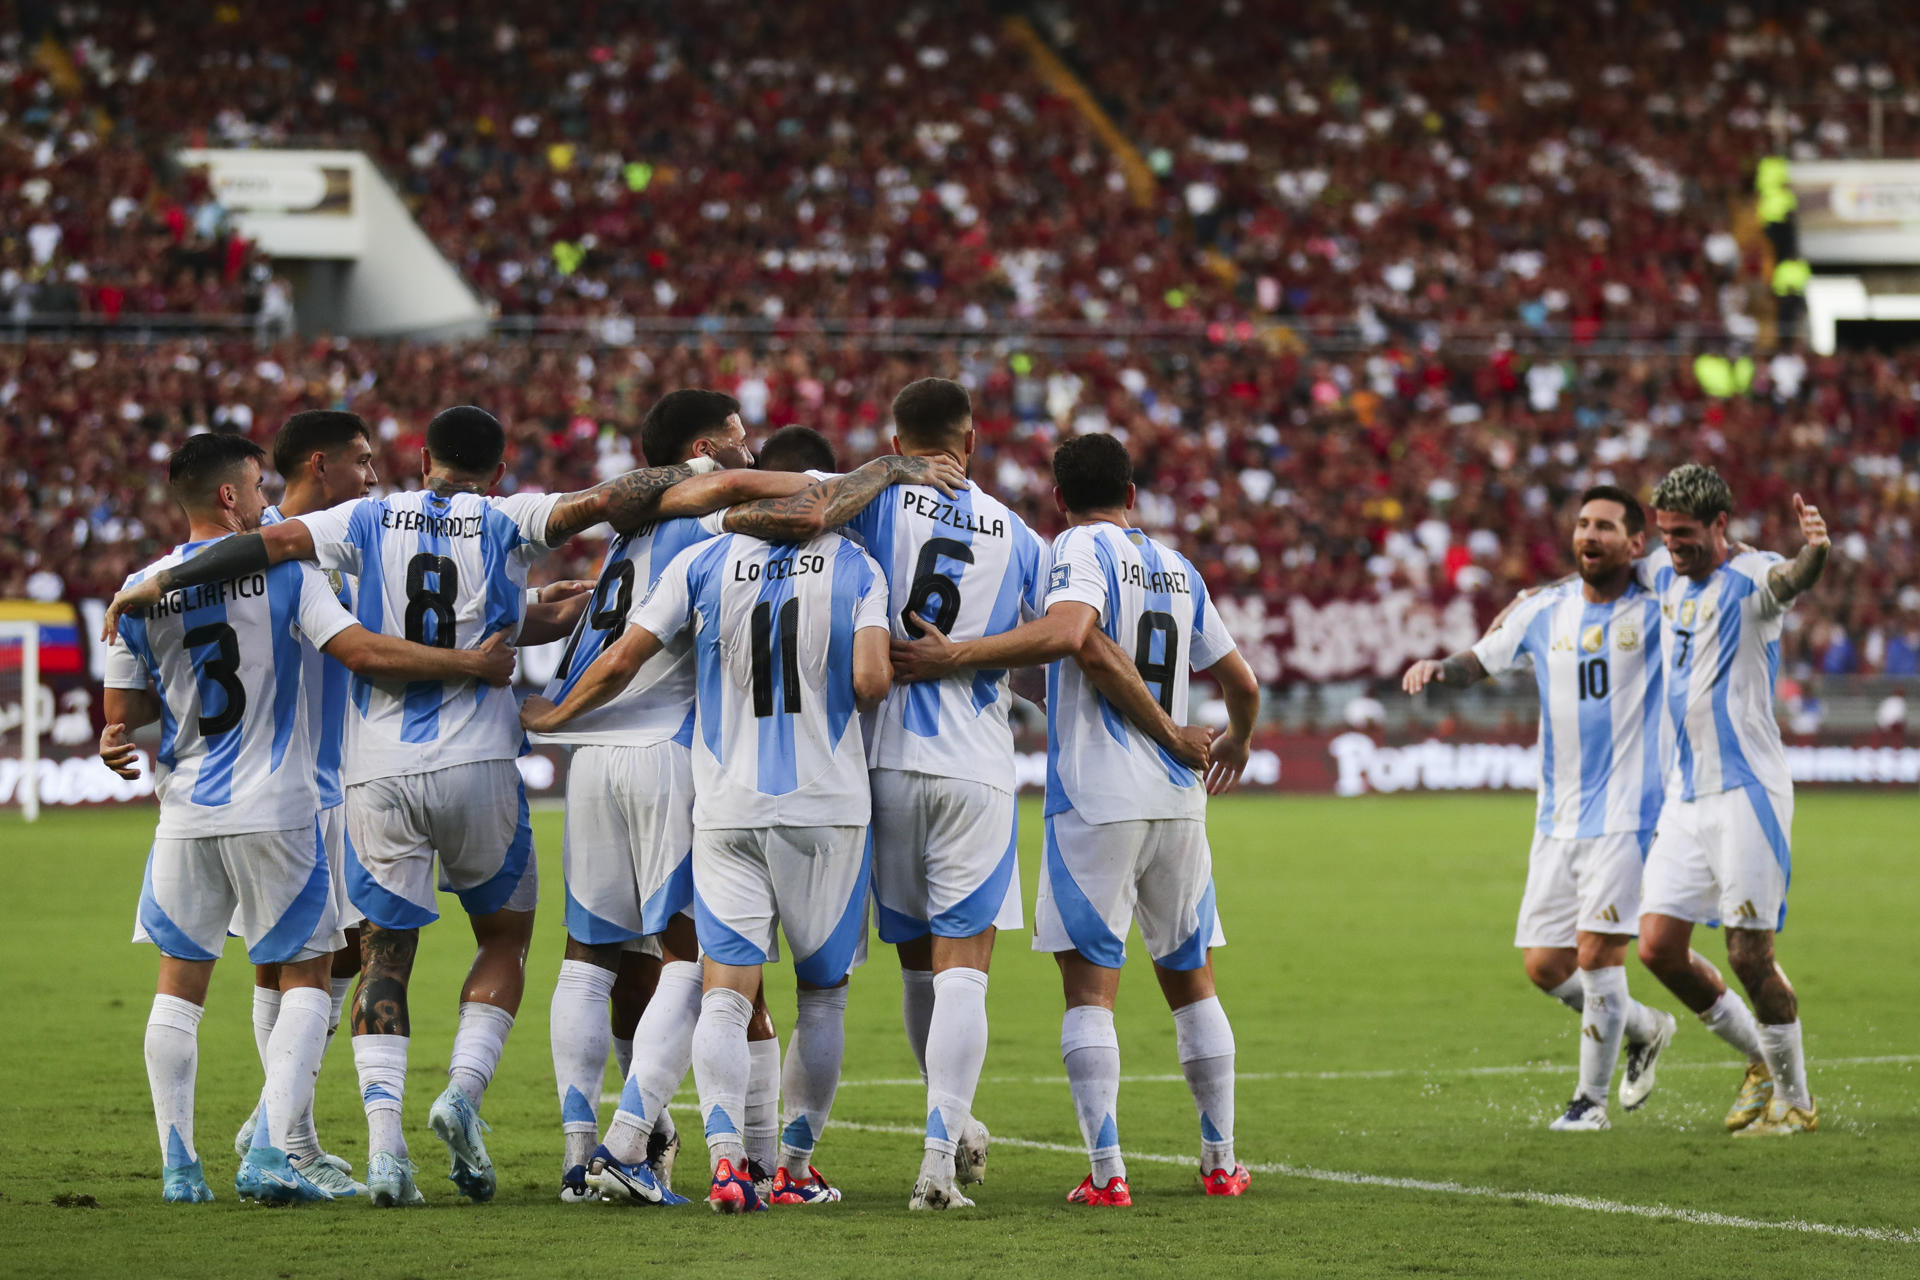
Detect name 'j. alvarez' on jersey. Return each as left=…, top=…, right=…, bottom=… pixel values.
left=294, top=489, right=561, bottom=784
left=839, top=480, right=1050, bottom=794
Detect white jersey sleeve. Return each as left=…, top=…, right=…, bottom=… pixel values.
left=491, top=491, right=565, bottom=558
left=1471, top=592, right=1554, bottom=677
left=1188, top=566, right=1237, bottom=670
left=293, top=563, right=357, bottom=651
left=295, top=498, right=366, bottom=577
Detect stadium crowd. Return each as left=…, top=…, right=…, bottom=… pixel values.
left=4, top=335, right=1916, bottom=677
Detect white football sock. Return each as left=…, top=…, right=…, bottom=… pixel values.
left=1544, top=975, right=1584, bottom=1013
left=779, top=985, right=849, bottom=1178
left=328, top=976, right=354, bottom=1033
left=901, top=967, right=935, bottom=1080
left=1757, top=1020, right=1812, bottom=1109
left=1173, top=995, right=1236, bottom=1173
left=353, top=1033, right=409, bottom=1159
left=1062, top=1005, right=1124, bottom=1185
left=260, top=987, right=330, bottom=1153
left=692, top=987, right=753, bottom=1171
left=612, top=1036, right=634, bottom=1082
left=1700, top=989, right=1766, bottom=1065
left=1622, top=992, right=1664, bottom=1045
left=286, top=975, right=357, bottom=1161
left=603, top=960, right=702, bottom=1164
left=922, top=967, right=990, bottom=1184
left=550, top=960, right=617, bottom=1168
left=449, top=1001, right=515, bottom=1107
left=146, top=994, right=203, bottom=1167
left=745, top=1035, right=781, bottom=1171
left=1576, top=967, right=1629, bottom=1104
left=251, top=985, right=282, bottom=1071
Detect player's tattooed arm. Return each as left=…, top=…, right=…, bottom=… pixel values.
left=1765, top=493, right=1830, bottom=603
left=353, top=925, right=419, bottom=1037
left=722, top=454, right=969, bottom=541
left=546, top=460, right=717, bottom=541
left=519, top=623, right=665, bottom=733
left=98, top=521, right=317, bottom=642
left=1401, top=650, right=1487, bottom=695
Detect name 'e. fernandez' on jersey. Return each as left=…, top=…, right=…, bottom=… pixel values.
left=264, top=505, right=352, bottom=809
left=839, top=481, right=1050, bottom=793
left=295, top=489, right=561, bottom=785
left=630, top=530, right=890, bottom=829
left=1043, top=522, right=1237, bottom=824
left=1471, top=579, right=1669, bottom=839
left=105, top=537, right=358, bottom=837
left=532, top=511, right=729, bottom=748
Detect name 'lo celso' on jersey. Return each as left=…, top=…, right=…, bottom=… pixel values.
left=294, top=489, right=561, bottom=784
left=840, top=480, right=1050, bottom=791
left=534, top=511, right=728, bottom=747
left=1471, top=579, right=1668, bottom=839
left=1042, top=522, right=1238, bottom=823
left=630, top=530, right=890, bottom=829
left=105, top=536, right=359, bottom=836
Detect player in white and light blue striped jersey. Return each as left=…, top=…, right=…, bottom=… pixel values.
left=101, top=434, right=510, bottom=1205
left=1635, top=464, right=1832, bottom=1138
left=1404, top=485, right=1678, bottom=1131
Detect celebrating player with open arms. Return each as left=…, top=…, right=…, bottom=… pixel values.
left=1403, top=486, right=1679, bottom=1130
left=104, top=434, right=513, bottom=1205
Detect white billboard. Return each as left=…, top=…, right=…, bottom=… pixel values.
left=1791, top=161, right=1920, bottom=263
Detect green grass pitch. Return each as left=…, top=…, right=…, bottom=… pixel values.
left=1, top=793, right=1916, bottom=1278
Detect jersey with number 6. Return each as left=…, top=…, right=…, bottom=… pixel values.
left=294, top=490, right=561, bottom=784
left=1471, top=580, right=1667, bottom=838
left=839, top=481, right=1049, bottom=793
left=105, top=538, right=358, bottom=837
left=1043, top=522, right=1236, bottom=824
left=631, top=531, right=890, bottom=829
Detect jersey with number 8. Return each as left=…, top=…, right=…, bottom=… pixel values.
left=1042, top=523, right=1237, bottom=824
left=631, top=530, right=890, bottom=829
left=294, top=490, right=561, bottom=784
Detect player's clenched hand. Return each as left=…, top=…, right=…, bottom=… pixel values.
left=1205, top=731, right=1251, bottom=795
left=99, top=722, right=141, bottom=780
left=520, top=694, right=561, bottom=732
left=1401, top=659, right=1444, bottom=695
left=1170, top=724, right=1212, bottom=770
left=538, top=579, right=596, bottom=604
left=1793, top=493, right=1828, bottom=548
left=101, top=577, right=164, bottom=644
left=890, top=612, right=961, bottom=682
left=474, top=631, right=517, bottom=687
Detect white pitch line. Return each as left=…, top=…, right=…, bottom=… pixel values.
left=830, top=1120, right=1920, bottom=1245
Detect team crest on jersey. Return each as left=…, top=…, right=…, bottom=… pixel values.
left=1679, top=599, right=1696, bottom=626
left=1615, top=623, right=1640, bottom=651
left=326, top=569, right=345, bottom=594
left=1581, top=625, right=1604, bottom=654
left=1049, top=563, right=1072, bottom=593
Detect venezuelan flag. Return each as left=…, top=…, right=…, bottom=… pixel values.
left=0, top=601, right=84, bottom=676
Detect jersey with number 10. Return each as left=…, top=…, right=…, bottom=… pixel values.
left=105, top=538, right=358, bottom=837
left=632, top=531, right=889, bottom=829
left=840, top=482, right=1049, bottom=794
left=296, top=489, right=560, bottom=784
left=1042, top=522, right=1237, bottom=824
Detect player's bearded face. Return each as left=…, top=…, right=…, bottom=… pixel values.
left=1572, top=500, right=1637, bottom=585
left=704, top=414, right=755, bottom=470
left=1654, top=508, right=1718, bottom=576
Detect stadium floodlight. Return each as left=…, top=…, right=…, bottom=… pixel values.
left=0, top=620, right=40, bottom=822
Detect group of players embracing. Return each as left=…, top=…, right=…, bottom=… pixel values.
left=101, top=378, right=1260, bottom=1213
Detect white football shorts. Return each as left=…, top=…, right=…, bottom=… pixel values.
left=692, top=825, right=870, bottom=987
left=562, top=741, right=695, bottom=952
left=1033, top=808, right=1225, bottom=970
left=1512, top=828, right=1650, bottom=947
left=870, top=769, right=1022, bottom=944
left=345, top=759, right=537, bottom=929
left=135, top=818, right=343, bottom=964
left=229, top=802, right=362, bottom=942
left=1641, top=784, right=1794, bottom=933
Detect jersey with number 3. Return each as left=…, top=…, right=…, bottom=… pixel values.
left=840, top=482, right=1049, bottom=793
left=1471, top=580, right=1667, bottom=838
left=631, top=531, right=889, bottom=829
left=1042, top=523, right=1237, bottom=824
left=295, top=490, right=560, bottom=784
left=105, top=538, right=358, bottom=837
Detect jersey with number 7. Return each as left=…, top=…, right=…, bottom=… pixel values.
left=630, top=530, right=891, bottom=829
left=1043, top=523, right=1238, bottom=823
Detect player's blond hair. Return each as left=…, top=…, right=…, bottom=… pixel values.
left=1651, top=462, right=1733, bottom=522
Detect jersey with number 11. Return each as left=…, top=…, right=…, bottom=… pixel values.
left=296, top=489, right=560, bottom=784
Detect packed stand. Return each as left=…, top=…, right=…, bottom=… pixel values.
left=4, top=335, right=1916, bottom=679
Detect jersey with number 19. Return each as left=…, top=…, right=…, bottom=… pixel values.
left=840, top=481, right=1048, bottom=943
left=1035, top=522, right=1236, bottom=970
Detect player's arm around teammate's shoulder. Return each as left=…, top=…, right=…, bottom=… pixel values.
left=543, top=456, right=723, bottom=540
left=718, top=453, right=969, bottom=541
left=99, top=516, right=327, bottom=642
left=1763, top=492, right=1830, bottom=604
